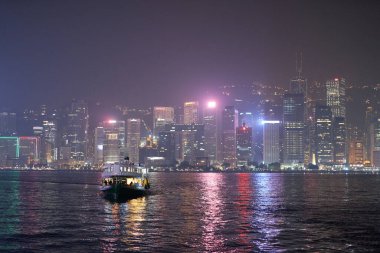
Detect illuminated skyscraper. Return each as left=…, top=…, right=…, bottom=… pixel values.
left=158, top=131, right=177, bottom=166
left=333, top=117, right=347, bottom=165
left=263, top=120, right=280, bottom=165
left=349, top=140, right=364, bottom=166
left=283, top=93, right=305, bottom=165
left=184, top=101, right=199, bottom=124
left=65, top=100, right=89, bottom=163
left=203, top=101, right=218, bottom=163
left=162, top=124, right=205, bottom=164
left=372, top=118, right=380, bottom=167
left=94, top=127, right=105, bottom=165
left=326, top=78, right=346, bottom=118
left=102, top=120, right=125, bottom=163
left=43, top=120, right=57, bottom=162
left=315, top=105, right=333, bottom=164
left=126, top=118, right=141, bottom=164
left=222, top=106, right=238, bottom=167
left=19, top=136, right=40, bottom=165
left=153, top=106, right=174, bottom=138
left=236, top=123, right=252, bottom=166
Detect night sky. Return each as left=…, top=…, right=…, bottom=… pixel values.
left=1, top=0, right=380, bottom=109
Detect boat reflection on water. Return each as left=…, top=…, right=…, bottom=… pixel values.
left=102, top=196, right=147, bottom=253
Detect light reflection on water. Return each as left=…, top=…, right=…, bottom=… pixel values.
left=200, top=173, right=225, bottom=252
left=1, top=171, right=380, bottom=252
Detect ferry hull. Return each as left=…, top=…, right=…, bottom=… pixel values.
left=101, top=184, right=148, bottom=200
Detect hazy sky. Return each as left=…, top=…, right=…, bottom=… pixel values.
left=1, top=0, right=380, bottom=109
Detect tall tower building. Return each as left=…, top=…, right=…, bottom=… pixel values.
left=236, top=123, right=252, bottom=167
left=203, top=101, right=218, bottom=163
left=43, top=120, right=57, bottom=162
left=94, top=127, right=104, bottom=165
left=283, top=93, right=305, bottom=165
left=372, top=118, right=380, bottom=167
left=263, top=120, right=280, bottom=165
left=315, top=105, right=333, bottom=165
left=126, top=118, right=141, bottom=164
left=102, top=120, right=125, bottom=164
left=66, top=100, right=89, bottom=163
left=333, top=117, right=347, bottom=165
left=222, top=106, right=238, bottom=167
left=326, top=78, right=346, bottom=118
left=153, top=106, right=174, bottom=138
left=364, top=106, right=375, bottom=165
left=19, top=136, right=40, bottom=165
left=184, top=101, right=199, bottom=124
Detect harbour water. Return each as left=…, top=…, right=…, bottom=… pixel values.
left=1, top=171, right=380, bottom=252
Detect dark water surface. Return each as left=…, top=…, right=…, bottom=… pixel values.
left=1, top=171, right=380, bottom=252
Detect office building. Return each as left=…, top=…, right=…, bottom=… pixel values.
left=203, top=101, right=218, bottom=163
left=326, top=78, right=346, bottom=118
left=263, top=120, right=280, bottom=165
left=315, top=105, right=333, bottom=164
left=153, top=106, right=174, bottom=138
left=126, top=118, right=141, bottom=164
left=333, top=117, right=347, bottom=165
left=283, top=93, right=305, bottom=165
left=236, top=123, right=252, bottom=166
left=222, top=106, right=238, bottom=167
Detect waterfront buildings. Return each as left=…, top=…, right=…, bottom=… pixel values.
left=315, top=105, right=333, bottom=164
left=203, top=101, right=218, bottom=164
left=102, top=120, right=125, bottom=164
left=236, top=123, right=252, bottom=166
left=64, top=100, right=89, bottom=164
left=222, top=106, right=238, bottom=167
left=326, top=78, right=346, bottom=118
left=263, top=120, right=280, bottom=165
left=153, top=106, right=175, bottom=139
left=126, top=118, right=141, bottom=164
left=283, top=93, right=305, bottom=165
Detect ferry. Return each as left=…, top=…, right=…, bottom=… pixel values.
left=100, top=160, right=150, bottom=200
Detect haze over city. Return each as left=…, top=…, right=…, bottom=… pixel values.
left=1, top=0, right=380, bottom=108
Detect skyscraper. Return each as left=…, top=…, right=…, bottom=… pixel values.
left=326, top=78, right=346, bottom=118
left=263, top=120, right=280, bottom=165
left=43, top=120, right=57, bottom=162
left=203, top=101, right=218, bottom=163
left=236, top=123, right=252, bottom=167
left=333, top=117, right=347, bottom=165
left=184, top=101, right=199, bottom=124
left=158, top=131, right=177, bottom=166
left=102, top=120, right=125, bottom=164
left=222, top=106, right=238, bottom=167
left=162, top=124, right=205, bottom=164
left=153, top=106, right=174, bottom=138
left=65, top=100, right=89, bottom=164
left=315, top=105, right=333, bottom=165
left=283, top=93, right=305, bottom=165
left=19, top=136, right=40, bottom=165
left=94, top=126, right=105, bottom=165
left=126, top=118, right=141, bottom=164
left=372, top=118, right=380, bottom=167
